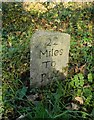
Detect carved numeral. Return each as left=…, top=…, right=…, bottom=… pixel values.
left=46, top=38, right=51, bottom=46
left=53, top=42, right=58, bottom=46
left=53, top=36, right=58, bottom=45
left=46, top=37, right=58, bottom=46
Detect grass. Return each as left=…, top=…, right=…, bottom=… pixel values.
left=1, top=2, right=94, bottom=120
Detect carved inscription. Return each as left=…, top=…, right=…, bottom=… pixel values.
left=30, top=30, right=70, bottom=87
left=40, top=38, right=63, bottom=58
left=39, top=38, right=63, bottom=83
left=41, top=70, right=60, bottom=83
left=40, top=49, right=63, bottom=58
left=45, top=37, right=58, bottom=46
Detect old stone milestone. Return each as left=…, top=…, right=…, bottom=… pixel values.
left=30, top=30, right=70, bottom=87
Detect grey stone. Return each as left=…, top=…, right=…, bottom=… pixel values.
left=30, top=30, right=70, bottom=87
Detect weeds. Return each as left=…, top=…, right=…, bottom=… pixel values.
left=2, top=2, right=94, bottom=120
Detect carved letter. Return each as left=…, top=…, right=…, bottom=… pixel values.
left=40, top=50, right=48, bottom=58
left=54, top=50, right=59, bottom=56
left=59, top=49, right=63, bottom=55
left=42, top=61, right=50, bottom=68
left=41, top=73, right=47, bottom=82
left=51, top=61, right=56, bottom=68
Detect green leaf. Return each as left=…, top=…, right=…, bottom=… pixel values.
left=17, top=86, right=27, bottom=99
left=91, top=108, right=94, bottom=118
left=88, top=73, right=93, bottom=82
left=85, top=95, right=92, bottom=105
left=83, top=88, right=92, bottom=98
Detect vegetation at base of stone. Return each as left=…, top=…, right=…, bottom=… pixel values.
left=2, top=2, right=94, bottom=120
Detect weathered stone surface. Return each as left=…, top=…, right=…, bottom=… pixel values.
left=30, top=30, right=70, bottom=87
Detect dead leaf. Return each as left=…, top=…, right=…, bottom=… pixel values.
left=66, top=103, right=79, bottom=110
left=71, top=102, right=79, bottom=110
left=75, top=96, right=84, bottom=104
left=27, top=94, right=38, bottom=102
